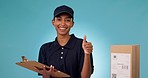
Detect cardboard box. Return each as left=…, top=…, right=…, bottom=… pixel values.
left=111, top=45, right=140, bottom=78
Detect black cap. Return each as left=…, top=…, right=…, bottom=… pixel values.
left=54, top=5, right=74, bottom=18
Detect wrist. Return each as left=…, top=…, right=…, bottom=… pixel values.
left=84, top=52, right=91, bottom=55
left=43, top=74, right=50, bottom=78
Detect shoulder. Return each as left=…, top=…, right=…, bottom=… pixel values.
left=40, top=41, right=54, bottom=50
left=71, top=34, right=83, bottom=43
left=71, top=34, right=83, bottom=49
left=75, top=37, right=83, bottom=44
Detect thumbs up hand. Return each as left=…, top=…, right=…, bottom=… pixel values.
left=82, top=35, right=93, bottom=54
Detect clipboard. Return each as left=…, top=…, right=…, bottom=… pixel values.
left=16, top=56, right=70, bottom=77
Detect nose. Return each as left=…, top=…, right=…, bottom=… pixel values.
left=61, top=19, right=66, bottom=26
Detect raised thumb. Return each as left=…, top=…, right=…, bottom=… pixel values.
left=83, top=35, right=87, bottom=44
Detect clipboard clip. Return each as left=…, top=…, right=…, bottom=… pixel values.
left=21, top=56, right=28, bottom=62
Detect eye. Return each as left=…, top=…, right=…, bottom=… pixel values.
left=56, top=17, right=62, bottom=21
left=65, top=18, right=71, bottom=22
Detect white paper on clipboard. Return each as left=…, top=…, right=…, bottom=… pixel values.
left=111, top=53, right=131, bottom=78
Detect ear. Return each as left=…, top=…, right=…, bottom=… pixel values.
left=71, top=21, right=74, bottom=28
left=52, top=19, right=55, bottom=27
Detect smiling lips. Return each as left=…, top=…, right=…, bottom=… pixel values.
left=58, top=27, right=67, bottom=31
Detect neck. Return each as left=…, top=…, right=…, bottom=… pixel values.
left=57, top=34, right=71, bottom=46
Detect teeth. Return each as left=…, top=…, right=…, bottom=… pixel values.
left=59, top=28, right=66, bottom=30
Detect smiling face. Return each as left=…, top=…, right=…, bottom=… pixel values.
left=52, top=13, right=74, bottom=36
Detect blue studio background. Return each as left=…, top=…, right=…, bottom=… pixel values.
left=0, top=0, right=148, bottom=78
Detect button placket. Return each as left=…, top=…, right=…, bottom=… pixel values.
left=61, top=52, right=64, bottom=54
left=60, top=56, right=63, bottom=59
left=60, top=47, right=64, bottom=60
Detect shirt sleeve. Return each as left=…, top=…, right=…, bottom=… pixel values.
left=78, top=47, right=84, bottom=74
left=38, top=44, right=47, bottom=75
left=38, top=44, right=47, bottom=65
left=90, top=53, right=94, bottom=74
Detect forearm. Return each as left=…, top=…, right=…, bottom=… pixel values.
left=81, top=54, right=92, bottom=78
left=42, top=75, right=50, bottom=78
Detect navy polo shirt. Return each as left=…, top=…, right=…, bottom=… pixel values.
left=38, top=34, right=94, bottom=78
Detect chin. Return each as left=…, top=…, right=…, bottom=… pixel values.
left=58, top=33, right=69, bottom=36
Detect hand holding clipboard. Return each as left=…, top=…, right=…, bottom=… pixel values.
left=16, top=56, right=70, bottom=78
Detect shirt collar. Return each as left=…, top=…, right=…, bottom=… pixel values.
left=53, top=34, right=76, bottom=49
